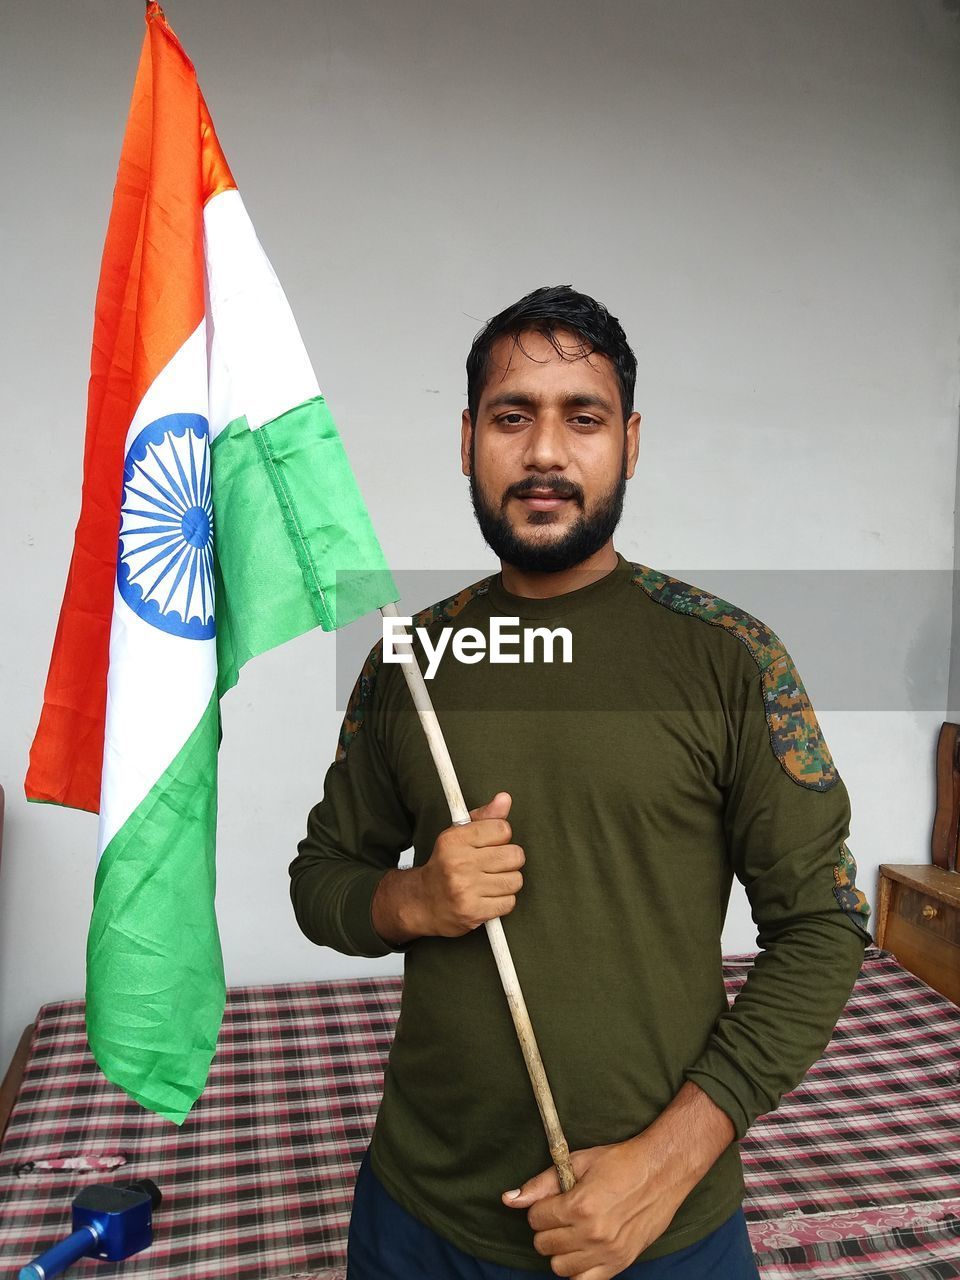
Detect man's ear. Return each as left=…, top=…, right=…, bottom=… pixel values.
left=461, top=410, right=473, bottom=477
left=625, top=412, right=641, bottom=480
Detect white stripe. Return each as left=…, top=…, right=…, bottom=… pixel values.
left=126, top=322, right=207, bottom=450
left=98, top=327, right=217, bottom=853
left=204, top=187, right=320, bottom=441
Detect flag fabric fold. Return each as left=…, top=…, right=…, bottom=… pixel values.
left=26, top=1, right=396, bottom=1123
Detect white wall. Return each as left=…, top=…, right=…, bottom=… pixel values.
left=2, top=0, right=959, bottom=1071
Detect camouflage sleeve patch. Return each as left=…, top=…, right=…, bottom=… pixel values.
left=629, top=563, right=837, bottom=791
left=833, top=841, right=872, bottom=936
left=336, top=643, right=384, bottom=763
left=335, top=576, right=494, bottom=764
left=762, top=652, right=837, bottom=792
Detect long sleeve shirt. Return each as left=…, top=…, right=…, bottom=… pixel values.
left=289, top=554, right=871, bottom=1269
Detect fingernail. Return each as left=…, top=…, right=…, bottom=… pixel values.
left=504, top=1188, right=521, bottom=1200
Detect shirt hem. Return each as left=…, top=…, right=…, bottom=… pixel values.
left=368, top=1142, right=746, bottom=1270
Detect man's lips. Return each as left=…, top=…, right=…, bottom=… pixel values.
left=515, top=491, right=573, bottom=510
left=505, top=480, right=583, bottom=512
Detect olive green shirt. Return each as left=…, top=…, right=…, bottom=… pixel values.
left=289, top=555, right=871, bottom=1269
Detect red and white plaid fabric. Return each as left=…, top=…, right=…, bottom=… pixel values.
left=739, top=949, right=960, bottom=1278
left=1, top=949, right=958, bottom=1279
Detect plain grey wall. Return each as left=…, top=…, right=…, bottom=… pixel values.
left=2, top=0, right=960, bottom=1074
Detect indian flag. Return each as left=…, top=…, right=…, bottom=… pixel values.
left=25, top=1, right=396, bottom=1123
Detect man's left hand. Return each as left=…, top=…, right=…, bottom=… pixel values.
left=501, top=1082, right=735, bottom=1280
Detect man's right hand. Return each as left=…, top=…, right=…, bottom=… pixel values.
left=371, top=792, right=524, bottom=944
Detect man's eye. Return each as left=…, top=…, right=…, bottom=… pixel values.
left=497, top=413, right=528, bottom=426
left=571, top=416, right=600, bottom=427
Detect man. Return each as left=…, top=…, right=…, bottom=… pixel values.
left=289, top=286, right=872, bottom=1279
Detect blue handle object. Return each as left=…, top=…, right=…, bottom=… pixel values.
left=19, top=1179, right=161, bottom=1279
left=19, top=1223, right=101, bottom=1279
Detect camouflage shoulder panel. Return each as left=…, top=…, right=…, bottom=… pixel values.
left=335, top=576, right=494, bottom=763
left=408, top=578, right=496, bottom=635
left=833, top=841, right=872, bottom=937
left=628, top=564, right=783, bottom=667
left=628, top=563, right=838, bottom=792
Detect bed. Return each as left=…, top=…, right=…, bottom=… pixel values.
left=1, top=948, right=958, bottom=1279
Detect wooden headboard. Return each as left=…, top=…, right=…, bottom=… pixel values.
left=934, top=722, right=960, bottom=872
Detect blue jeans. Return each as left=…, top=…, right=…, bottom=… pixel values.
left=347, top=1150, right=760, bottom=1279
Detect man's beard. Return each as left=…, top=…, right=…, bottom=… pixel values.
left=468, top=446, right=628, bottom=575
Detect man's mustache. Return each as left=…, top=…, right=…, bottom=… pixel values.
left=502, top=476, right=585, bottom=508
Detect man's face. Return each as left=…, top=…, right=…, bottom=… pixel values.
left=461, top=329, right=641, bottom=573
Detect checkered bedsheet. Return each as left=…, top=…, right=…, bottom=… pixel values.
left=0, top=949, right=957, bottom=1279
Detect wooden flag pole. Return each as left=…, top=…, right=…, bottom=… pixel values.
left=380, top=602, right=576, bottom=1192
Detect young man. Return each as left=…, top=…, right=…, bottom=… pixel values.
left=289, top=286, right=872, bottom=1279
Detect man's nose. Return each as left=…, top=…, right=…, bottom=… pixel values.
left=521, top=416, right=569, bottom=471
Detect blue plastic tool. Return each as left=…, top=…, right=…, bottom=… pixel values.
left=19, top=1179, right=161, bottom=1279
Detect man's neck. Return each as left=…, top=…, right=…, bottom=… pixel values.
left=499, top=541, right=620, bottom=599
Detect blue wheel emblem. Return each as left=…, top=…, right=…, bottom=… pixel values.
left=118, top=413, right=216, bottom=639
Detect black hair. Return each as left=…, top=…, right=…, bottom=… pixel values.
left=465, top=285, right=637, bottom=426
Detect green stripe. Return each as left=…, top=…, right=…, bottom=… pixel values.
left=212, top=395, right=396, bottom=696
left=86, top=690, right=223, bottom=1125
